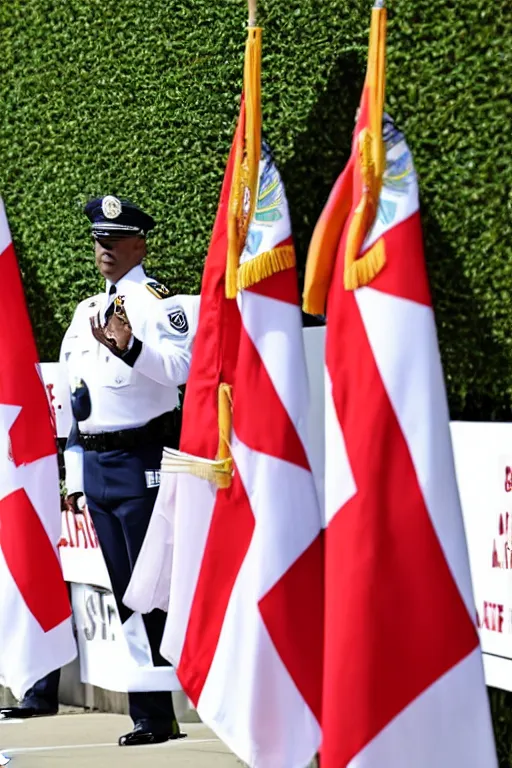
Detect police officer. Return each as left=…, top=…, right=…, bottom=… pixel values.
left=1, top=196, right=197, bottom=744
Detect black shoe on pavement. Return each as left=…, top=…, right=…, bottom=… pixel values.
left=0, top=705, right=58, bottom=720
left=118, top=719, right=186, bottom=746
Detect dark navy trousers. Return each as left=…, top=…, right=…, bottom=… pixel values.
left=82, top=441, right=174, bottom=729
left=22, top=442, right=174, bottom=729
left=22, top=669, right=60, bottom=710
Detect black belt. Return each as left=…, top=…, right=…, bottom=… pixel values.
left=78, top=410, right=181, bottom=453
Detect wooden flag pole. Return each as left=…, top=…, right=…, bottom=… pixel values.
left=248, top=0, right=257, bottom=27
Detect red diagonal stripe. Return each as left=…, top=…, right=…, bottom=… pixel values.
left=367, top=212, right=432, bottom=307
left=0, top=243, right=38, bottom=358
left=233, top=323, right=309, bottom=470
left=321, top=272, right=478, bottom=766
left=0, top=489, right=71, bottom=632
left=178, top=470, right=255, bottom=705
left=259, top=532, right=324, bottom=722
left=0, top=243, right=56, bottom=465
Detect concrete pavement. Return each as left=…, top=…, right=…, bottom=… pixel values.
left=0, top=713, right=242, bottom=767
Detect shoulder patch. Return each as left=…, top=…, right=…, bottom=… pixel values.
left=145, top=280, right=171, bottom=300
left=168, top=308, right=189, bottom=334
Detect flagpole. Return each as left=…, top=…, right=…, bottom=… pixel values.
left=248, top=0, right=257, bottom=26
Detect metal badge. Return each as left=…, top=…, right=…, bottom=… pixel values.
left=102, top=195, right=122, bottom=219
left=113, top=295, right=130, bottom=324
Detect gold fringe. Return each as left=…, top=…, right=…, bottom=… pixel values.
left=226, top=27, right=262, bottom=299
left=344, top=238, right=386, bottom=291
left=237, top=245, right=295, bottom=291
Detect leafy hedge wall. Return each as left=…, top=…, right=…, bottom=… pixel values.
left=1, top=0, right=510, bottom=419
left=1, top=0, right=512, bottom=760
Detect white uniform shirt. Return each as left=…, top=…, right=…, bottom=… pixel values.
left=60, top=264, right=200, bottom=493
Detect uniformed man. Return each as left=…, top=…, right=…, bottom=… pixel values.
left=1, top=196, right=197, bottom=744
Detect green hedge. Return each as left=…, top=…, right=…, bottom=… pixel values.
left=1, top=0, right=512, bottom=760
left=1, top=0, right=510, bottom=420
left=491, top=688, right=512, bottom=766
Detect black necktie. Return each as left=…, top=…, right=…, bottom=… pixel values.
left=105, top=284, right=117, bottom=321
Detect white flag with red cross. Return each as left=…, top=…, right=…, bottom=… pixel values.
left=163, top=143, right=324, bottom=768
left=0, top=199, right=76, bottom=700
left=303, top=3, right=497, bottom=765
left=153, top=27, right=325, bottom=763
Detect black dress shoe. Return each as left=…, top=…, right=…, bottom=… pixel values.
left=0, top=705, right=58, bottom=720
left=118, top=719, right=186, bottom=747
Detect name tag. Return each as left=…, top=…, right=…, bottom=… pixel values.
left=145, top=470, right=161, bottom=489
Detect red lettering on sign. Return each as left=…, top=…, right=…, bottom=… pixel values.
left=58, top=508, right=99, bottom=550
left=45, top=382, right=58, bottom=435
left=477, top=601, right=504, bottom=634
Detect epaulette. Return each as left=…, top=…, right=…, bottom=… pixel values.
left=145, top=280, right=171, bottom=300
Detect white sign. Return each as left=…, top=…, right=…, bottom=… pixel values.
left=71, top=584, right=180, bottom=692
left=58, top=507, right=180, bottom=693
left=59, top=507, right=110, bottom=589
left=40, top=362, right=72, bottom=439
left=451, top=422, right=512, bottom=692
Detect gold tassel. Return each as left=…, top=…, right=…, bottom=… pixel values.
left=344, top=238, right=386, bottom=291
left=237, top=245, right=295, bottom=291
left=366, top=6, right=386, bottom=182
left=343, top=129, right=378, bottom=289
left=160, top=383, right=234, bottom=490
left=161, top=449, right=233, bottom=487
left=244, top=27, right=262, bottom=231
left=343, top=6, right=387, bottom=292
left=226, top=131, right=245, bottom=300
left=302, top=292, right=324, bottom=317
left=226, top=27, right=262, bottom=299
left=372, top=9, right=387, bottom=180
left=216, top=383, right=233, bottom=488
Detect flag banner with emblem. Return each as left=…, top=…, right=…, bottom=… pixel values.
left=302, top=3, right=497, bottom=766
left=0, top=198, right=76, bottom=700
left=126, top=22, right=323, bottom=768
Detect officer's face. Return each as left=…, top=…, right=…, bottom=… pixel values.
left=94, top=236, right=146, bottom=283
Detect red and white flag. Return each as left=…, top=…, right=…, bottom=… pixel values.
left=303, top=4, right=497, bottom=766
left=0, top=199, right=76, bottom=699
left=156, top=27, right=323, bottom=768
